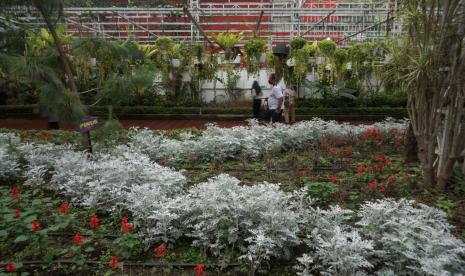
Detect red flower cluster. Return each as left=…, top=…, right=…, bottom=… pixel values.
left=31, top=220, right=41, bottom=232
left=154, top=243, right=167, bottom=257
left=58, top=203, right=70, bottom=215
left=363, top=128, right=383, bottom=143
left=194, top=264, right=205, bottom=276
left=89, top=214, right=100, bottom=230
left=347, top=146, right=353, bottom=154
left=368, top=181, right=378, bottom=190
left=120, top=216, right=134, bottom=234
left=14, top=209, right=20, bottom=218
left=357, top=163, right=366, bottom=175
left=10, top=186, right=20, bottom=200
left=109, top=256, right=120, bottom=270
left=329, top=175, right=337, bottom=183
left=374, top=155, right=384, bottom=163
left=73, top=231, right=84, bottom=245
left=374, top=155, right=392, bottom=165
left=4, top=262, right=16, bottom=272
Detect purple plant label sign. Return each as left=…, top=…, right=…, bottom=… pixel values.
left=79, top=117, right=99, bottom=133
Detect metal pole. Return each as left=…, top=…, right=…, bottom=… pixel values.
left=337, top=17, right=393, bottom=43
left=182, top=5, right=216, bottom=48
left=302, top=10, right=335, bottom=37
left=255, top=10, right=265, bottom=33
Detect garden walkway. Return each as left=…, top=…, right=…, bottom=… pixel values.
left=0, top=118, right=246, bottom=130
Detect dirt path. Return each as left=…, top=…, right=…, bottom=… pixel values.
left=0, top=118, right=247, bottom=131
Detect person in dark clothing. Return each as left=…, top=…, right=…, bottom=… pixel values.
left=38, top=104, right=59, bottom=130
left=251, top=80, right=263, bottom=119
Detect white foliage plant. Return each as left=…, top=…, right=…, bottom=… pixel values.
left=0, top=118, right=464, bottom=275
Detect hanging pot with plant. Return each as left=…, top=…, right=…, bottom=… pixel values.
left=171, top=58, right=181, bottom=68
left=214, top=33, right=242, bottom=61
left=244, top=37, right=266, bottom=75
left=273, top=43, right=289, bottom=58
left=318, top=39, right=337, bottom=57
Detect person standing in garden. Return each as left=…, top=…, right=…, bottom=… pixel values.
left=37, top=103, right=60, bottom=130
left=283, top=85, right=297, bottom=124
left=251, top=80, right=263, bottom=119
left=266, top=73, right=284, bottom=123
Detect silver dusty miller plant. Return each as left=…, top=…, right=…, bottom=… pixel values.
left=296, top=199, right=465, bottom=276
left=0, top=133, right=21, bottom=177
left=125, top=118, right=408, bottom=164
left=52, top=146, right=186, bottom=213
left=356, top=198, right=465, bottom=276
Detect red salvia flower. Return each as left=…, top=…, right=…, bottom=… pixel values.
left=89, top=213, right=100, bottom=230
left=329, top=175, right=337, bottom=183
left=31, top=220, right=41, bottom=232
left=374, top=155, right=384, bottom=163
left=14, top=209, right=20, bottom=218
left=368, top=181, right=378, bottom=190
left=121, top=222, right=134, bottom=233
left=347, top=146, right=353, bottom=154
left=154, top=243, right=167, bottom=257
left=379, top=186, right=387, bottom=193
left=72, top=231, right=84, bottom=245
left=194, top=264, right=205, bottom=276
left=357, top=163, right=365, bottom=175
left=10, top=186, right=20, bottom=200
left=4, top=262, right=16, bottom=272
left=120, top=216, right=134, bottom=234
left=109, top=256, right=120, bottom=271
left=58, top=203, right=70, bottom=215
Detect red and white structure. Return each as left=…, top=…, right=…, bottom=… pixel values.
left=63, top=0, right=400, bottom=46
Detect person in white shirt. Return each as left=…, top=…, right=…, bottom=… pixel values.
left=266, top=73, right=284, bottom=123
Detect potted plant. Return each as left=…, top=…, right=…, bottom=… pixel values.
left=244, top=37, right=266, bottom=76
left=317, top=39, right=337, bottom=57
left=273, top=43, right=289, bottom=58
left=214, top=32, right=242, bottom=60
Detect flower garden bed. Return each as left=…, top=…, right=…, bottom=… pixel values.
left=1, top=119, right=464, bottom=275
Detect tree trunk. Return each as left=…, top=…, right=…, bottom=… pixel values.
left=32, top=0, right=80, bottom=97
left=405, top=123, right=419, bottom=163
left=32, top=0, right=90, bottom=149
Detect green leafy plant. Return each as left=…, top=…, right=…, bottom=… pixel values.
left=303, top=42, right=318, bottom=57
left=318, top=40, right=337, bottom=57
left=214, top=33, right=242, bottom=50
left=289, top=36, right=307, bottom=51
left=244, top=38, right=266, bottom=76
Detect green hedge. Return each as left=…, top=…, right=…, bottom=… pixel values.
left=0, top=105, right=408, bottom=120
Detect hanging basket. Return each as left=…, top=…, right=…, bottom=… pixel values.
left=181, top=71, right=191, bottom=82
left=273, top=43, right=289, bottom=58
left=346, top=62, right=352, bottom=70
left=259, top=53, right=266, bottom=64
left=171, top=58, right=181, bottom=68
left=286, top=57, right=296, bottom=67
left=90, top=58, right=97, bottom=67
